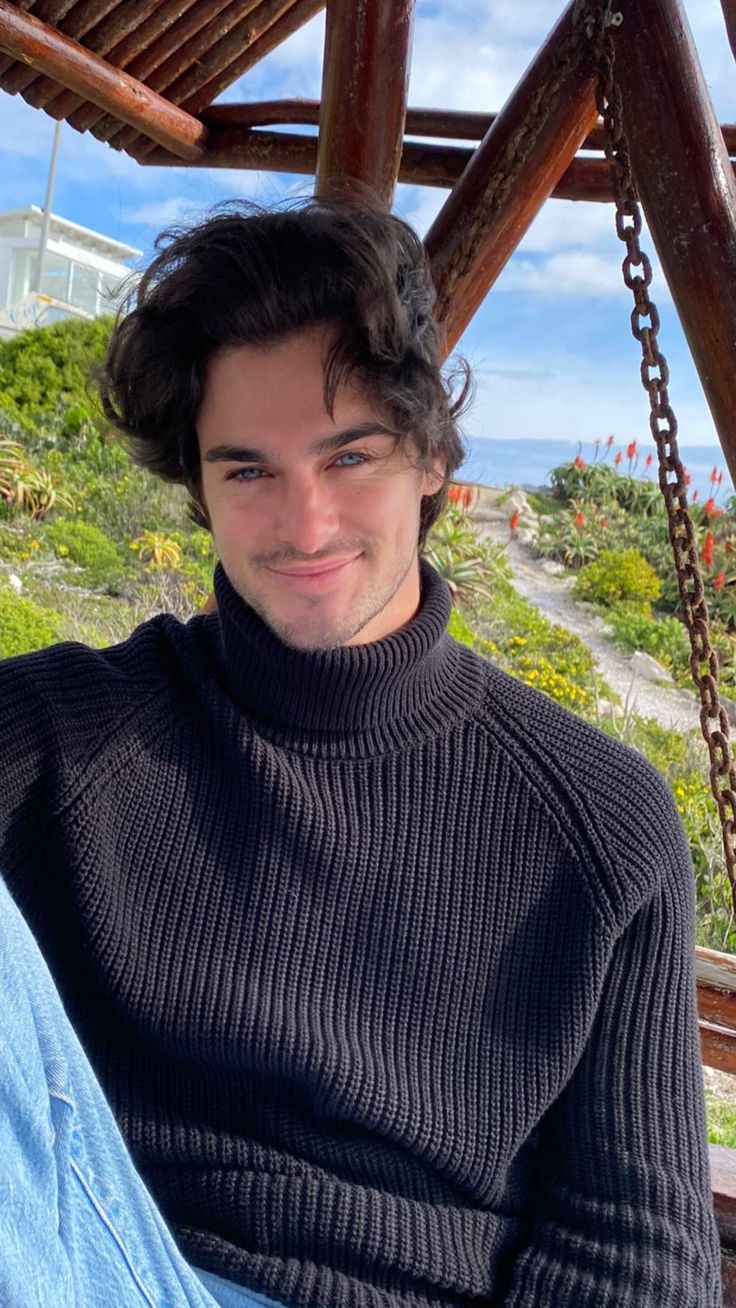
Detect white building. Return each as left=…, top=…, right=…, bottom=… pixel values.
left=0, top=205, right=141, bottom=339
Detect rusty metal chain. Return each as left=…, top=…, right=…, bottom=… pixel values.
left=436, top=27, right=583, bottom=320
left=576, top=0, right=736, bottom=895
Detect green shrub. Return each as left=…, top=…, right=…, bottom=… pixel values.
left=549, top=460, right=621, bottom=502
left=573, top=547, right=661, bottom=608
left=0, top=317, right=112, bottom=434
left=0, top=587, right=61, bottom=657
left=0, top=521, right=36, bottom=562
left=44, top=518, right=124, bottom=589
left=607, top=601, right=691, bottom=676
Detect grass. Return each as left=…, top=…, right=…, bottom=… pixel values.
left=706, top=1091, right=736, bottom=1148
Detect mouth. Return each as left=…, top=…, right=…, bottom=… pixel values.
left=268, top=554, right=362, bottom=587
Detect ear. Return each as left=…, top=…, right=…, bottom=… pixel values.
left=421, top=453, right=447, bottom=497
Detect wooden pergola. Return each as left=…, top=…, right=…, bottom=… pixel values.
left=3, top=0, right=736, bottom=1292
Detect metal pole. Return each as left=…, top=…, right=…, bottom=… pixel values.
left=33, top=118, right=62, bottom=294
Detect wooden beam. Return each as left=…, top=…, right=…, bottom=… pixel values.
left=0, top=0, right=208, bottom=160
left=712, top=1144, right=736, bottom=1246
left=73, top=0, right=239, bottom=140
left=315, top=0, right=415, bottom=207
left=423, top=0, right=599, bottom=357
left=204, top=99, right=736, bottom=156
left=721, top=0, right=736, bottom=67
left=28, top=0, right=164, bottom=115
left=613, top=0, right=736, bottom=493
left=0, top=0, right=71, bottom=80
left=141, top=127, right=616, bottom=203
left=129, top=0, right=325, bottom=161
left=2, top=0, right=120, bottom=97
left=701, top=1020, right=736, bottom=1076
left=103, top=0, right=266, bottom=152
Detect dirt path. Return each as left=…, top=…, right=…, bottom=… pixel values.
left=476, top=520, right=701, bottom=735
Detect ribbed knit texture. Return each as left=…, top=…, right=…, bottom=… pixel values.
left=0, top=558, right=722, bottom=1306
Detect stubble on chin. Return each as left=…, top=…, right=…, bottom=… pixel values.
left=229, top=553, right=416, bottom=651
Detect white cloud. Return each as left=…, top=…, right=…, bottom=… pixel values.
left=518, top=200, right=619, bottom=254
left=394, top=183, right=445, bottom=238
left=463, top=346, right=719, bottom=447
left=496, top=251, right=629, bottom=298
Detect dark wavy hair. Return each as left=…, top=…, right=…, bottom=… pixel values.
left=98, top=199, right=471, bottom=551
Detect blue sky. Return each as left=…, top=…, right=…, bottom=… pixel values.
left=0, top=0, right=735, bottom=470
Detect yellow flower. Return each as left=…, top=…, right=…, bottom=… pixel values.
left=57, top=545, right=69, bottom=556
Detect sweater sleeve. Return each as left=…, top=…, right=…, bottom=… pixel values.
left=0, top=656, right=57, bottom=866
left=501, top=792, right=723, bottom=1306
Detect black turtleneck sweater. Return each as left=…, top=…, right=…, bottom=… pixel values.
left=0, top=559, right=721, bottom=1306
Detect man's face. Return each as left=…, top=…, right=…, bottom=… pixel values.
left=196, top=327, right=445, bottom=651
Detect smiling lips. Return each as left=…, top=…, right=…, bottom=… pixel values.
left=269, top=555, right=361, bottom=584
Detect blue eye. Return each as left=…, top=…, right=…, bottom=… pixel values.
left=230, top=467, right=263, bottom=480
left=335, top=452, right=367, bottom=466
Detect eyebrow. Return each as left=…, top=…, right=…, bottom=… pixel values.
left=203, top=422, right=400, bottom=465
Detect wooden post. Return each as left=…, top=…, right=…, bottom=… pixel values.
left=315, top=0, right=415, bottom=208
left=0, top=0, right=208, bottom=159
left=424, top=0, right=598, bottom=358
left=612, top=0, right=736, bottom=491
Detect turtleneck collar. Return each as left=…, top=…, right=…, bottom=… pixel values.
left=209, top=557, right=485, bottom=753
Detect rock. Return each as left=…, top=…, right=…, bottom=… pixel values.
left=517, top=527, right=538, bottom=546
left=630, top=650, right=674, bottom=684
left=540, top=559, right=565, bottom=576
left=7, top=573, right=22, bottom=593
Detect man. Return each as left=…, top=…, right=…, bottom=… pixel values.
left=0, top=200, right=723, bottom=1306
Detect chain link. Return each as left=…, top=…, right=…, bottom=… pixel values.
left=576, top=0, right=736, bottom=894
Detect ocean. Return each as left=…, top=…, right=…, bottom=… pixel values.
left=459, top=438, right=733, bottom=507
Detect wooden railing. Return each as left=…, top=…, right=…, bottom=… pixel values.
left=698, top=947, right=736, bottom=1299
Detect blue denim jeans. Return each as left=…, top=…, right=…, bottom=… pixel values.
left=0, top=876, right=286, bottom=1308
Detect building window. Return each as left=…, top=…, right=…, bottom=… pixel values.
left=40, top=253, right=72, bottom=302
left=67, top=262, right=99, bottom=316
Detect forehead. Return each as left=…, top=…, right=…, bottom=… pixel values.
left=198, top=329, right=380, bottom=437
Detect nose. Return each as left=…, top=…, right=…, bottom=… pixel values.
left=273, top=474, right=340, bottom=557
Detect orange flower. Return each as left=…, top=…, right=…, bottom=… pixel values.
left=605, top=434, right=615, bottom=447
left=573, top=454, right=586, bottom=471
left=704, top=497, right=717, bottom=517
left=509, top=509, right=520, bottom=533
left=614, top=451, right=622, bottom=467
left=645, top=453, right=654, bottom=468
left=714, top=571, right=727, bottom=591
left=448, top=485, right=462, bottom=504
left=574, top=511, right=585, bottom=527
left=702, top=531, right=715, bottom=567
left=684, top=471, right=691, bottom=486
left=626, top=440, right=638, bottom=460
left=462, top=487, right=473, bottom=509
